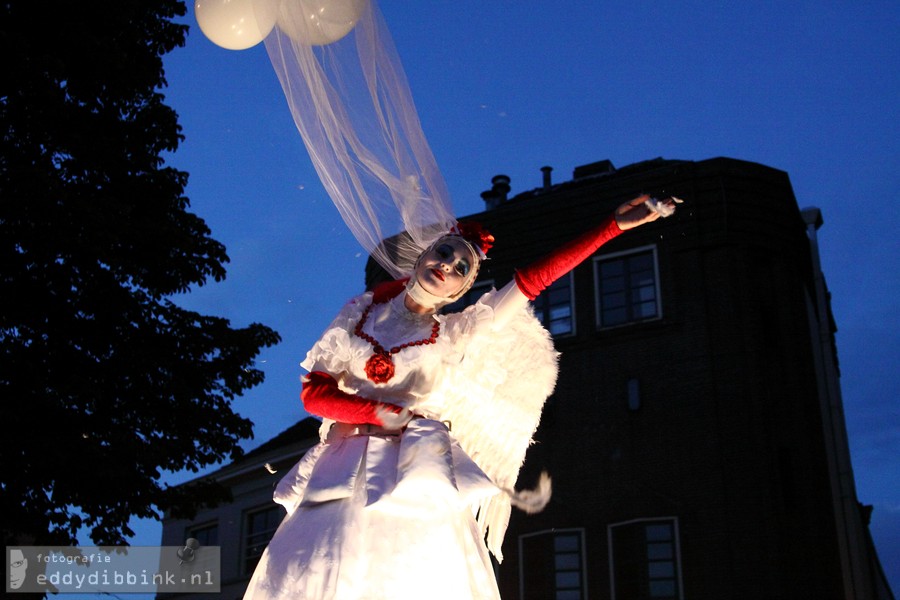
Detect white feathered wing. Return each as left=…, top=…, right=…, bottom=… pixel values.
left=436, top=296, right=559, bottom=562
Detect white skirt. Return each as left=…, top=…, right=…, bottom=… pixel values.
left=243, top=419, right=502, bottom=600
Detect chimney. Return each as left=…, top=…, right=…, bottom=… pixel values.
left=540, top=166, right=553, bottom=190
left=481, top=174, right=511, bottom=210
left=572, top=159, right=615, bottom=180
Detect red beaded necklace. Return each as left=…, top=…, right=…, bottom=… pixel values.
left=354, top=300, right=441, bottom=384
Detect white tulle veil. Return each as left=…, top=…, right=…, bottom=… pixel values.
left=263, top=0, right=456, bottom=280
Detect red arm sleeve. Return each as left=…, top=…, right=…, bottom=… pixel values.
left=514, top=213, right=623, bottom=300
left=301, top=371, right=402, bottom=426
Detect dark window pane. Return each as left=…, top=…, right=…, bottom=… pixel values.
left=603, top=307, right=627, bottom=326
left=633, top=271, right=655, bottom=286
left=533, top=276, right=573, bottom=336
left=603, top=274, right=625, bottom=292
left=188, top=523, right=218, bottom=546
left=550, top=305, right=571, bottom=320
left=550, top=319, right=572, bottom=336
left=555, top=553, right=580, bottom=570
left=597, top=249, right=660, bottom=328
left=632, top=283, right=656, bottom=302
left=649, top=561, right=675, bottom=578
left=601, top=260, right=623, bottom=277
left=554, top=534, right=579, bottom=552
left=603, top=290, right=626, bottom=309
left=650, top=580, right=677, bottom=597
left=549, top=287, right=570, bottom=304
left=634, top=301, right=658, bottom=319
left=646, top=524, right=672, bottom=542
left=647, top=543, right=673, bottom=560
left=556, top=571, right=581, bottom=588
left=629, top=253, right=653, bottom=271
left=443, top=282, right=493, bottom=313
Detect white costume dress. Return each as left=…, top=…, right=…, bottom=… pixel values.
left=243, top=284, right=558, bottom=600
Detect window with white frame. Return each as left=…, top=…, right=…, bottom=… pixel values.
left=608, top=518, right=683, bottom=600
left=519, top=528, right=587, bottom=600
left=594, top=246, right=661, bottom=328
left=532, top=273, right=575, bottom=336
left=186, top=521, right=218, bottom=546
left=243, top=505, right=285, bottom=575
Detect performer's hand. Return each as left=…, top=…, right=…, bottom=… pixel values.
left=615, top=195, right=680, bottom=230
left=376, top=405, right=414, bottom=430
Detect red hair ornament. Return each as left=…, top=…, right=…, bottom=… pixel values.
left=451, top=221, right=494, bottom=257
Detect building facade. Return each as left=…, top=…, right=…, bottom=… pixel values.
left=460, top=156, right=890, bottom=600
left=161, top=156, right=893, bottom=600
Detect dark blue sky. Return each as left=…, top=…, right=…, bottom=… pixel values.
left=120, top=1, right=899, bottom=594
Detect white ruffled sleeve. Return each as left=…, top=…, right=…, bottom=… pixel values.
left=300, top=292, right=370, bottom=377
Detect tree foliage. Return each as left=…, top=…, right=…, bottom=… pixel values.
left=0, top=0, right=281, bottom=546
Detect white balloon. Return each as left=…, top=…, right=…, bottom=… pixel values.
left=195, top=0, right=279, bottom=51
left=277, top=0, right=369, bottom=46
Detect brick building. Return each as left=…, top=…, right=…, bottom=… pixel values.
left=160, top=156, right=893, bottom=600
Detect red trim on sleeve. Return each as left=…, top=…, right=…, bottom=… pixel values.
left=301, top=371, right=401, bottom=426
left=515, top=214, right=623, bottom=300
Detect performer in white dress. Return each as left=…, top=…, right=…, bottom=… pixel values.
left=243, top=196, right=679, bottom=600
left=191, top=2, right=683, bottom=597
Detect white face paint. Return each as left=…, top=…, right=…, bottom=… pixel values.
left=413, top=237, right=477, bottom=299
left=403, top=234, right=483, bottom=314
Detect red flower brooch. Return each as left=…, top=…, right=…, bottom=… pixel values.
left=364, top=352, right=396, bottom=385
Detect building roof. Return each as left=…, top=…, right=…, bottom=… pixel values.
left=240, top=416, right=322, bottom=462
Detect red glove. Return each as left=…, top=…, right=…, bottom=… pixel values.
left=301, top=371, right=402, bottom=425
left=514, top=213, right=623, bottom=300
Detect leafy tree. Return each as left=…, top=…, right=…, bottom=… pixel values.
left=0, top=0, right=281, bottom=547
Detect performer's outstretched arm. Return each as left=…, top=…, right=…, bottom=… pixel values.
left=514, top=212, right=622, bottom=301
left=489, top=195, right=679, bottom=325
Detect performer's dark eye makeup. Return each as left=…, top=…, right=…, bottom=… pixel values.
left=435, top=244, right=470, bottom=277
left=436, top=244, right=454, bottom=260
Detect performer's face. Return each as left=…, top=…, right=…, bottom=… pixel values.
left=415, top=238, right=476, bottom=298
